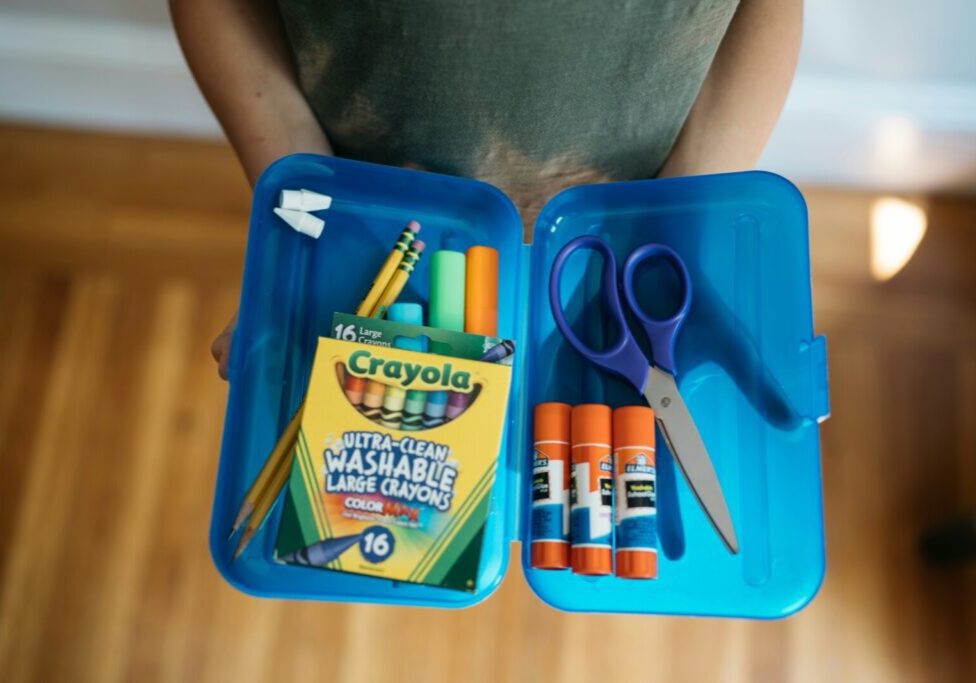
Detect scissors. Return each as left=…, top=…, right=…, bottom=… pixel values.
left=549, top=235, right=739, bottom=554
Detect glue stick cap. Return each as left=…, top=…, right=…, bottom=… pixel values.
left=534, top=402, right=571, bottom=443
left=571, top=403, right=612, bottom=447
left=612, top=405, right=655, bottom=448
left=429, top=250, right=466, bottom=331
left=464, top=246, right=499, bottom=336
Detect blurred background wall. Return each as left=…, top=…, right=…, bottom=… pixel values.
left=2, top=0, right=975, bottom=192
left=0, top=2, right=974, bottom=683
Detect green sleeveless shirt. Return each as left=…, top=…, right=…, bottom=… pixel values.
left=276, top=0, right=737, bottom=214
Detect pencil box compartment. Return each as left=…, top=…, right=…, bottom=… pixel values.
left=520, top=177, right=829, bottom=617
left=210, top=154, right=830, bottom=617
left=211, top=155, right=524, bottom=608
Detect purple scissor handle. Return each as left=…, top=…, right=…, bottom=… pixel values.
left=548, top=236, right=691, bottom=392
left=549, top=235, right=739, bottom=554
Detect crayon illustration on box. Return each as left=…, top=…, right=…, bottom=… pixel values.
left=274, top=330, right=514, bottom=593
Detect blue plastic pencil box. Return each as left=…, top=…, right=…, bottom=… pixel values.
left=210, top=153, right=830, bottom=618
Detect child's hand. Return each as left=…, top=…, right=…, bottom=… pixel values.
left=211, top=313, right=237, bottom=380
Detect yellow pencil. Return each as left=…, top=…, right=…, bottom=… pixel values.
left=234, top=445, right=295, bottom=560
left=229, top=405, right=304, bottom=537
left=339, top=222, right=419, bottom=387
left=369, top=240, right=427, bottom=318
left=356, top=221, right=421, bottom=317
left=229, top=223, right=424, bottom=549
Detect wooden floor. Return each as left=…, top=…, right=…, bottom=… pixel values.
left=0, top=125, right=974, bottom=682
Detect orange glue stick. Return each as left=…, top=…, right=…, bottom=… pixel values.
left=531, top=402, right=572, bottom=569
left=570, top=404, right=613, bottom=576
left=613, top=406, right=658, bottom=579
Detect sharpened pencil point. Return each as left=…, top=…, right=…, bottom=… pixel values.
left=233, top=529, right=255, bottom=561
left=229, top=501, right=255, bottom=539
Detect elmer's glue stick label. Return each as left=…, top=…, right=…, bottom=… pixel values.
left=531, top=402, right=572, bottom=569
left=570, top=404, right=613, bottom=576
left=613, top=406, right=658, bottom=579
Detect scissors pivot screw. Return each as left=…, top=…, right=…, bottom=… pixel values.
left=660, top=397, right=671, bottom=408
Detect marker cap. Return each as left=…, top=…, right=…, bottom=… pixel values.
left=534, top=402, right=571, bottom=444
left=464, top=246, right=499, bottom=336
left=387, top=302, right=423, bottom=326
left=279, top=188, right=333, bottom=212
left=613, top=405, right=655, bottom=448
left=273, top=207, right=325, bottom=239
left=429, top=250, right=466, bottom=331
left=387, top=303, right=427, bottom=353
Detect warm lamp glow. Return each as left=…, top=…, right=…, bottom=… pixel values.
left=874, top=116, right=920, bottom=167
left=870, top=197, right=927, bottom=281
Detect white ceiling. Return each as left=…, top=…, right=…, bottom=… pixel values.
left=0, top=0, right=974, bottom=194
left=758, top=1, right=976, bottom=193
left=1, top=0, right=168, bottom=27
left=800, top=2, right=976, bottom=81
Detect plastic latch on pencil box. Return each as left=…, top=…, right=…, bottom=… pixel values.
left=803, top=335, right=830, bottom=422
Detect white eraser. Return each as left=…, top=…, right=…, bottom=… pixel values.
left=279, top=188, right=332, bottom=212
left=274, top=207, right=325, bottom=239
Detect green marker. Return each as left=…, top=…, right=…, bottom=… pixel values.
left=429, top=250, right=466, bottom=332
left=428, top=250, right=466, bottom=424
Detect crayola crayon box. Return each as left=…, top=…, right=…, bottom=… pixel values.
left=274, top=336, right=513, bottom=592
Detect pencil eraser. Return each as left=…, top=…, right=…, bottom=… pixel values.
left=274, top=207, right=325, bottom=239
left=279, top=188, right=333, bottom=212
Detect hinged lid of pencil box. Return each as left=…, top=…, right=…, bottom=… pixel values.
left=210, top=154, right=829, bottom=617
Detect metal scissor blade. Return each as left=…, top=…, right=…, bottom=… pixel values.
left=644, top=367, right=739, bottom=554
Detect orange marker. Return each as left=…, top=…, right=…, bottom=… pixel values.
left=570, top=404, right=613, bottom=576
left=613, top=406, right=658, bottom=579
left=464, top=246, right=499, bottom=336
left=530, top=403, right=572, bottom=570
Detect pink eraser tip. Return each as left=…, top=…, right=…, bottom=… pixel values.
left=407, top=220, right=421, bottom=233
left=413, top=240, right=426, bottom=252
